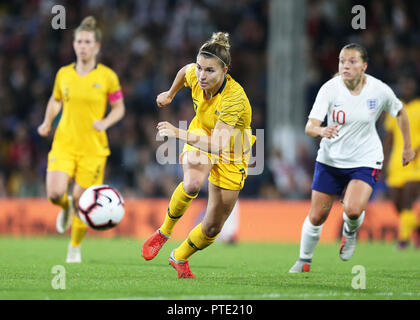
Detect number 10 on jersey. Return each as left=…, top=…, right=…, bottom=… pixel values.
left=332, top=110, right=346, bottom=125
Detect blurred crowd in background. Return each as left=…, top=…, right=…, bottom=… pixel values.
left=0, top=0, right=419, bottom=199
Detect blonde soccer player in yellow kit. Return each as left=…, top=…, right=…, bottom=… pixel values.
left=37, top=17, right=125, bottom=263
left=384, top=76, right=420, bottom=249
left=142, top=32, right=255, bottom=278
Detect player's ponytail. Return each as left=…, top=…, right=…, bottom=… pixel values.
left=74, top=16, right=102, bottom=42
left=198, top=32, right=231, bottom=68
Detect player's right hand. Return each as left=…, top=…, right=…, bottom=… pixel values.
left=156, top=91, right=173, bottom=108
left=402, top=148, right=416, bottom=166
left=320, top=125, right=339, bottom=139
left=37, top=122, right=51, bottom=137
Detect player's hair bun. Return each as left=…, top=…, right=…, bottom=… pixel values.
left=199, top=31, right=232, bottom=67
left=80, top=16, right=97, bottom=29
left=74, top=16, right=102, bottom=42
left=209, top=32, right=230, bottom=50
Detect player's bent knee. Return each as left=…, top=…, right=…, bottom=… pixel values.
left=346, top=211, right=363, bottom=220
left=202, top=224, right=221, bottom=238
left=309, top=207, right=330, bottom=226
left=309, top=214, right=325, bottom=226
left=342, top=204, right=363, bottom=219
left=183, top=180, right=202, bottom=196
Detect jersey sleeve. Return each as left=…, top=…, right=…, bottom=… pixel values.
left=184, top=64, right=196, bottom=88
left=308, top=82, right=331, bottom=121
left=107, top=69, right=123, bottom=102
left=382, top=83, right=403, bottom=117
left=218, top=88, right=246, bottom=126
left=52, top=68, right=62, bottom=101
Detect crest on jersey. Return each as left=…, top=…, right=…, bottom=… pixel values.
left=367, top=99, right=378, bottom=111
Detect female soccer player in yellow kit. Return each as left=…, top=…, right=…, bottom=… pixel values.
left=142, top=32, right=254, bottom=278
left=37, top=17, right=125, bottom=263
left=384, top=76, right=420, bottom=249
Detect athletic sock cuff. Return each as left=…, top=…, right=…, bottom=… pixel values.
left=298, top=258, right=312, bottom=264
left=343, top=211, right=365, bottom=233
left=180, top=182, right=199, bottom=199
left=159, top=229, right=170, bottom=239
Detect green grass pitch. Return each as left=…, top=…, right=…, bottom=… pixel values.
left=0, top=236, right=419, bottom=300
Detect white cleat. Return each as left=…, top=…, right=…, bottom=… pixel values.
left=339, top=226, right=357, bottom=261
left=56, top=195, right=74, bottom=234
left=66, top=243, right=81, bottom=263
left=289, top=259, right=311, bottom=273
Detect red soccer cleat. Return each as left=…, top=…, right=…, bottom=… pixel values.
left=142, top=229, right=168, bottom=261
left=289, top=259, right=311, bottom=273
left=169, top=250, right=196, bottom=279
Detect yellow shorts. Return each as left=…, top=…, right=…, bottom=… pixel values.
left=180, top=127, right=249, bottom=191
left=208, top=161, right=247, bottom=191
left=47, top=149, right=107, bottom=189
left=181, top=143, right=248, bottom=190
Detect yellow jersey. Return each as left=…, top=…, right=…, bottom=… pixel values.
left=184, top=64, right=253, bottom=164
left=385, top=98, right=420, bottom=186
left=51, top=63, right=122, bottom=157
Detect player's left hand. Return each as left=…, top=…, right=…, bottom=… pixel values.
left=402, top=148, right=416, bottom=166
left=157, top=121, right=178, bottom=138
left=93, top=120, right=109, bottom=132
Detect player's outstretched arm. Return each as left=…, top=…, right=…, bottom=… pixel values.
left=396, top=107, right=416, bottom=166
left=305, top=118, right=339, bottom=139
left=37, top=95, right=62, bottom=137
left=156, top=63, right=195, bottom=108
left=157, top=120, right=233, bottom=154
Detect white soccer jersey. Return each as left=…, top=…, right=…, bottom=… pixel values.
left=308, top=74, right=403, bottom=169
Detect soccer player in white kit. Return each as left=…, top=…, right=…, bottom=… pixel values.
left=289, top=43, right=416, bottom=273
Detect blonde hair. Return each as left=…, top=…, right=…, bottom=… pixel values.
left=74, top=16, right=102, bottom=42
left=199, top=32, right=231, bottom=67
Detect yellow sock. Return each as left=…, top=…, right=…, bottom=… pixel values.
left=174, top=223, right=218, bottom=261
left=399, top=209, right=417, bottom=242
left=70, top=215, right=88, bottom=247
left=160, top=182, right=198, bottom=237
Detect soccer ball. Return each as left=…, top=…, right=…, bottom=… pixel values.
left=78, top=184, right=125, bottom=230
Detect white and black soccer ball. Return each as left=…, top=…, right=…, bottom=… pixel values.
left=78, top=184, right=125, bottom=230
